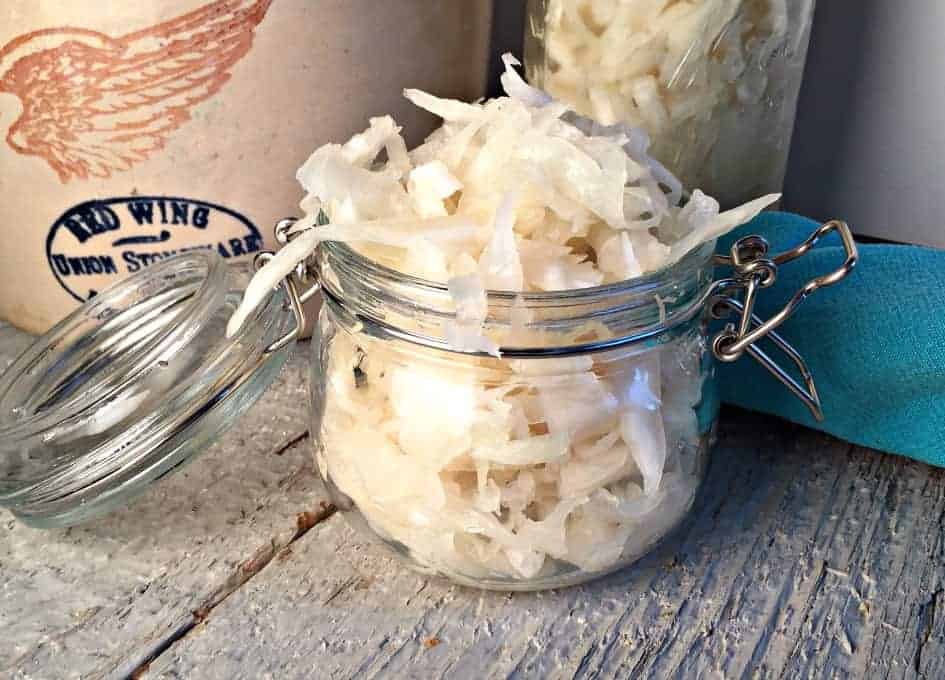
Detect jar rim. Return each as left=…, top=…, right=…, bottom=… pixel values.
left=316, top=239, right=716, bottom=355
left=0, top=252, right=224, bottom=441
left=319, top=238, right=715, bottom=302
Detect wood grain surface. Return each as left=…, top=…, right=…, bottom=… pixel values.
left=1, top=322, right=942, bottom=680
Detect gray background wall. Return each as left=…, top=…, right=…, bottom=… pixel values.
left=487, top=0, right=527, bottom=97
left=783, top=0, right=945, bottom=247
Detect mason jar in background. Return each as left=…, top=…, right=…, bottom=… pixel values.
left=525, top=0, right=816, bottom=208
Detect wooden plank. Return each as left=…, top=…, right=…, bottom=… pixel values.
left=145, top=413, right=945, bottom=680
left=4, top=315, right=944, bottom=679
left=0, top=322, right=332, bottom=679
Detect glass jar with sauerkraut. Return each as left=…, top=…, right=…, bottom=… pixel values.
left=220, top=57, right=853, bottom=590
left=308, top=239, right=716, bottom=589
left=525, top=0, right=817, bottom=208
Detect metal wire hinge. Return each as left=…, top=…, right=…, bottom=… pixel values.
left=709, top=220, right=859, bottom=421
left=259, top=218, right=321, bottom=355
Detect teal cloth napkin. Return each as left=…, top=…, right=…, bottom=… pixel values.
left=716, top=211, right=945, bottom=468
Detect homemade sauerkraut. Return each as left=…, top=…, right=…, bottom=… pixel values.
left=230, top=56, right=773, bottom=583
left=317, top=321, right=708, bottom=581
left=527, top=0, right=814, bottom=207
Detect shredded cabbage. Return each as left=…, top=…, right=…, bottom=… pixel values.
left=533, top=0, right=796, bottom=206
left=228, top=55, right=776, bottom=339
left=318, top=329, right=704, bottom=581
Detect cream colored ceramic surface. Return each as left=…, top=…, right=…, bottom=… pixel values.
left=0, top=0, right=492, bottom=333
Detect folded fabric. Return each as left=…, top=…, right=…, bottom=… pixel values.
left=715, top=211, right=945, bottom=468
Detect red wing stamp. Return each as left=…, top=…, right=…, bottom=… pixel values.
left=0, top=0, right=273, bottom=183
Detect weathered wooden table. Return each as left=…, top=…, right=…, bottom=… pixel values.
left=1, top=320, right=943, bottom=680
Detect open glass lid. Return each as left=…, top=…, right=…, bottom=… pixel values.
left=0, top=252, right=296, bottom=529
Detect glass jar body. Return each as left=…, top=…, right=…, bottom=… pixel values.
left=525, top=0, right=816, bottom=208
left=309, top=286, right=718, bottom=590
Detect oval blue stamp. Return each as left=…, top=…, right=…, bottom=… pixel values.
left=46, top=196, right=264, bottom=302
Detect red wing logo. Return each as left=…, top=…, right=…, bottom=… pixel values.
left=0, top=0, right=273, bottom=183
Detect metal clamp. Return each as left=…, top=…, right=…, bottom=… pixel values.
left=709, top=220, right=859, bottom=421
left=259, top=218, right=321, bottom=355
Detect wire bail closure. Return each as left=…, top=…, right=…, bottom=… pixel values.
left=258, top=218, right=321, bottom=355
left=709, top=220, right=858, bottom=421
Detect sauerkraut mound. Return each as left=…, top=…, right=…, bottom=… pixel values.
left=229, top=55, right=774, bottom=582
left=228, top=55, right=776, bottom=338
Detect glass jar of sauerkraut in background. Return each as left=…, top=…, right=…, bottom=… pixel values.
left=524, top=0, right=817, bottom=208
left=310, top=238, right=718, bottom=590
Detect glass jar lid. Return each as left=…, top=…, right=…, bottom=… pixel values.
left=0, top=251, right=295, bottom=528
